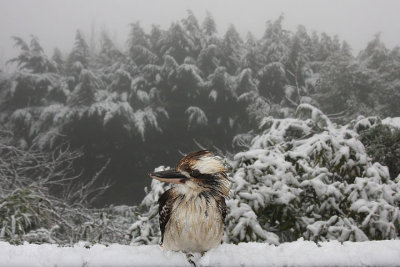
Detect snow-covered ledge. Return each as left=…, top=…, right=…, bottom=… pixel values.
left=1, top=240, right=400, bottom=266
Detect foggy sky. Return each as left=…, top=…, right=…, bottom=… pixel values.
left=1, top=0, right=400, bottom=69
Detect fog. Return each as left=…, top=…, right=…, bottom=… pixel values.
left=1, top=0, right=400, bottom=69
left=1, top=0, right=400, bottom=252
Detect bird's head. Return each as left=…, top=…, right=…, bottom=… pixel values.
left=149, top=150, right=230, bottom=197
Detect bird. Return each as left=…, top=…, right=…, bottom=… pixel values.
left=148, top=150, right=230, bottom=253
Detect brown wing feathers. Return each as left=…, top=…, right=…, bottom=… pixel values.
left=158, top=189, right=174, bottom=243
left=216, top=196, right=227, bottom=223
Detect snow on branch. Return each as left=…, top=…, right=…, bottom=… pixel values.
left=185, top=106, right=208, bottom=129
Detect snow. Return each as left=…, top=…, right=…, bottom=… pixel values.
left=185, top=106, right=208, bottom=129
left=382, top=117, right=400, bottom=129
left=1, top=240, right=400, bottom=267
left=224, top=106, right=400, bottom=244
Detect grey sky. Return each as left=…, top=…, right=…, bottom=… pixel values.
left=1, top=0, right=400, bottom=69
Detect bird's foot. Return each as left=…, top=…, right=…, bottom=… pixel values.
left=186, top=253, right=196, bottom=267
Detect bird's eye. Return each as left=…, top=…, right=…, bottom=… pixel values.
left=190, top=170, right=200, bottom=178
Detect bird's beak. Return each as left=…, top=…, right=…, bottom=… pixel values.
left=149, top=169, right=188, bottom=184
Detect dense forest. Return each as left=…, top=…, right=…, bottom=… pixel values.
left=1, top=12, right=399, bottom=204
left=0, top=12, right=400, bottom=245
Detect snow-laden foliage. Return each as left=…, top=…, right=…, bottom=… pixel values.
left=357, top=118, right=400, bottom=179
left=130, top=107, right=165, bottom=140
left=7, top=93, right=168, bottom=148
left=128, top=166, right=171, bottom=245
left=0, top=186, right=55, bottom=241
left=8, top=36, right=57, bottom=73
left=185, top=106, right=208, bottom=129
left=227, top=104, right=400, bottom=243
left=0, top=132, right=145, bottom=245
left=125, top=105, right=400, bottom=246
left=0, top=136, right=99, bottom=244
left=67, top=69, right=102, bottom=107
left=2, top=11, right=400, bottom=230
left=172, top=63, right=204, bottom=97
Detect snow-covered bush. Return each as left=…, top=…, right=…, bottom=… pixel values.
left=127, top=166, right=171, bottom=245
left=359, top=124, right=400, bottom=179
left=0, top=133, right=116, bottom=245
left=0, top=186, right=55, bottom=243
left=227, top=104, right=400, bottom=243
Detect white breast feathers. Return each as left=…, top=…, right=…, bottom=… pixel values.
left=162, top=191, right=224, bottom=253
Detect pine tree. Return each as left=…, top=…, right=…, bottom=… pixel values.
left=197, top=44, right=219, bottom=76
left=258, top=62, right=287, bottom=103
left=160, top=22, right=194, bottom=63
left=6, top=36, right=59, bottom=109
left=202, top=11, right=217, bottom=36
left=9, top=36, right=56, bottom=73
left=241, top=32, right=264, bottom=73
left=127, top=22, right=148, bottom=47
left=285, top=28, right=312, bottom=103
left=364, top=42, right=400, bottom=116
left=358, top=34, right=388, bottom=70
left=235, top=68, right=259, bottom=131
left=68, top=30, right=90, bottom=69
left=148, top=25, right=164, bottom=58
left=261, top=15, right=290, bottom=64
left=313, top=54, right=378, bottom=117
left=127, top=22, right=157, bottom=66
left=52, top=48, right=65, bottom=74
left=98, top=31, right=124, bottom=66
left=67, top=70, right=98, bottom=107
left=314, top=33, right=341, bottom=61
left=181, top=10, right=203, bottom=56
left=221, top=24, right=243, bottom=74
left=205, top=66, right=238, bottom=148
left=340, top=41, right=352, bottom=58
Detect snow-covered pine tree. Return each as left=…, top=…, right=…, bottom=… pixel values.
left=358, top=34, right=388, bottom=70
left=181, top=10, right=203, bottom=57
left=260, top=15, right=290, bottom=64
left=97, top=31, right=124, bottom=67
left=159, top=22, right=195, bottom=64
left=68, top=30, right=90, bottom=71
left=148, top=25, right=164, bottom=58
left=6, top=36, right=60, bottom=109
left=313, top=52, right=378, bottom=118
left=67, top=69, right=98, bottom=107
left=258, top=62, right=287, bottom=103
left=235, top=68, right=261, bottom=132
left=51, top=48, right=66, bottom=77
left=241, top=32, right=264, bottom=74
left=285, top=27, right=311, bottom=104
left=127, top=22, right=158, bottom=67
left=8, top=36, right=57, bottom=74
left=358, top=35, right=400, bottom=117
left=202, top=11, right=217, bottom=37
left=221, top=24, right=243, bottom=74
left=197, top=44, right=219, bottom=77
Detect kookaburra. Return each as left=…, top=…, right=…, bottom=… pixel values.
left=149, top=150, right=230, bottom=253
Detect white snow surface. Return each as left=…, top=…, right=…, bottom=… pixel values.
left=1, top=240, right=400, bottom=267
left=382, top=117, right=400, bottom=128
